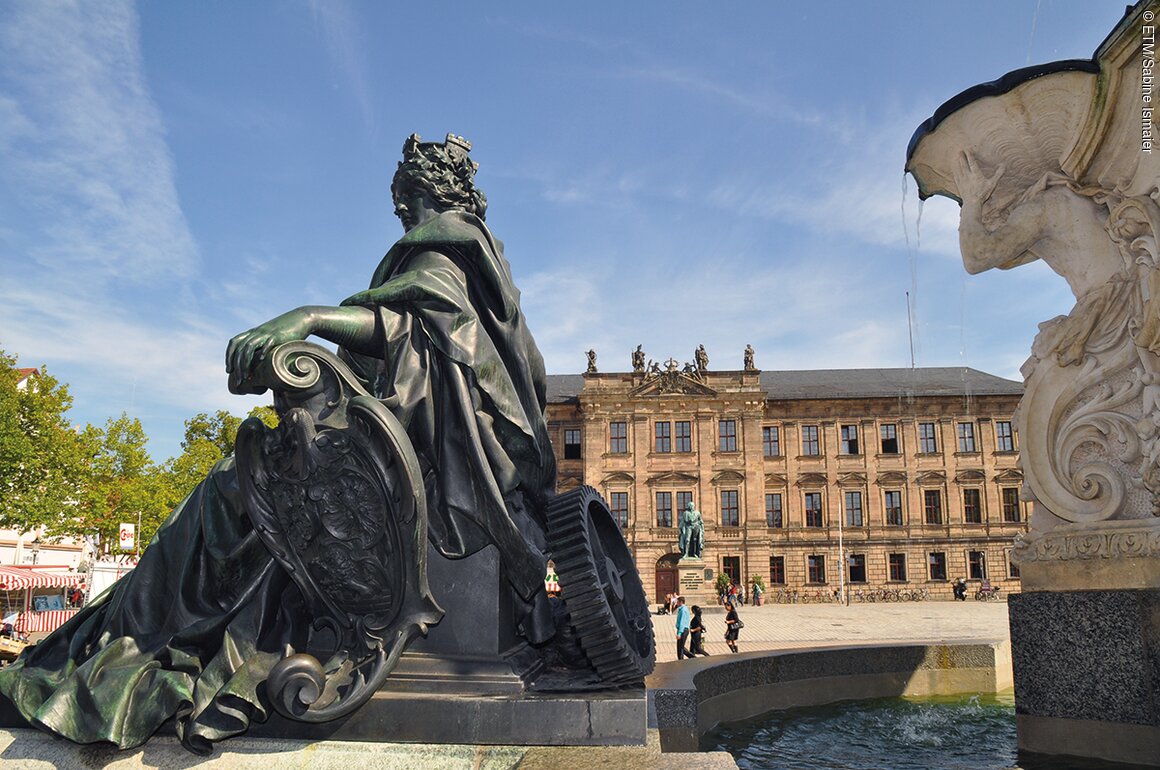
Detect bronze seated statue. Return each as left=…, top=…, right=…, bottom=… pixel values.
left=0, top=134, right=654, bottom=754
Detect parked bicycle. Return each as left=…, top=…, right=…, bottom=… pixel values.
left=975, top=580, right=1001, bottom=601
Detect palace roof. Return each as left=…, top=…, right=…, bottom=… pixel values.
left=545, top=367, right=1022, bottom=404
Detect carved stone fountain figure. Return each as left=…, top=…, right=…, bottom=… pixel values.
left=907, top=2, right=1160, bottom=764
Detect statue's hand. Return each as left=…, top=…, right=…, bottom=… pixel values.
left=954, top=151, right=1005, bottom=205
left=226, top=308, right=313, bottom=394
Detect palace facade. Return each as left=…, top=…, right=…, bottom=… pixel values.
left=544, top=360, right=1027, bottom=602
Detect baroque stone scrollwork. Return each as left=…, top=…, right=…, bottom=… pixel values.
left=1013, top=187, right=1160, bottom=528
left=235, top=342, right=443, bottom=721
left=632, top=352, right=716, bottom=396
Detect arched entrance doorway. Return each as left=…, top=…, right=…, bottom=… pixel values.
left=655, top=553, right=681, bottom=603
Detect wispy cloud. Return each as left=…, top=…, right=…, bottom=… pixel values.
left=0, top=0, right=198, bottom=284
left=305, top=0, right=374, bottom=134
left=0, top=1, right=244, bottom=457
left=612, top=65, right=825, bottom=126
left=711, top=109, right=964, bottom=260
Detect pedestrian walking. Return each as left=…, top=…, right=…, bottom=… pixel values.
left=689, top=605, right=711, bottom=656
left=674, top=596, right=693, bottom=659
left=724, top=599, right=741, bottom=653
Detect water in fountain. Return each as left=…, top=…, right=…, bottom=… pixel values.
left=705, top=692, right=1018, bottom=770
left=704, top=692, right=1152, bottom=769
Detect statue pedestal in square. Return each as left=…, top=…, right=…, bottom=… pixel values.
left=676, top=558, right=716, bottom=607
left=251, top=543, right=647, bottom=745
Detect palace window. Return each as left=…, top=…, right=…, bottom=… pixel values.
left=957, top=422, right=976, bottom=453
left=923, top=489, right=942, bottom=524
left=610, top=492, right=628, bottom=528
left=722, top=556, right=741, bottom=585
left=802, top=425, right=820, bottom=456
left=804, top=492, right=824, bottom=527
left=610, top=421, right=627, bottom=454
left=968, top=550, right=987, bottom=579
left=880, top=423, right=899, bottom=454
left=676, top=490, right=693, bottom=517
left=807, top=554, right=826, bottom=584
left=654, top=421, right=671, bottom=453
left=564, top=429, right=581, bottom=460
left=720, top=490, right=740, bottom=527
left=848, top=553, right=867, bottom=583
left=918, top=422, right=938, bottom=453
left=996, top=421, right=1015, bottom=452
left=765, top=493, right=783, bottom=528
left=763, top=426, right=780, bottom=457
left=840, top=424, right=859, bottom=455
left=888, top=553, right=908, bottom=582
left=719, top=419, right=737, bottom=452
left=884, top=490, right=903, bottom=526
left=928, top=551, right=947, bottom=581
left=675, top=421, right=692, bottom=453
left=769, top=555, right=786, bottom=585
left=1001, top=487, right=1021, bottom=522
left=1007, top=550, right=1021, bottom=579
left=963, top=488, right=982, bottom=523
left=655, top=492, right=673, bottom=528
left=844, top=491, right=864, bottom=526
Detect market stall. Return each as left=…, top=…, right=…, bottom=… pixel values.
left=0, top=566, right=83, bottom=637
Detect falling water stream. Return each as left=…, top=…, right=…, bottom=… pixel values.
left=901, top=172, right=927, bottom=366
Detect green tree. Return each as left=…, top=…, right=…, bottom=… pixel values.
left=181, top=409, right=244, bottom=456
left=162, top=406, right=279, bottom=512
left=81, top=413, right=169, bottom=557
left=0, top=348, right=93, bottom=536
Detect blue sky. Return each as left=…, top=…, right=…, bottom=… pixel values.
left=0, top=1, right=1127, bottom=460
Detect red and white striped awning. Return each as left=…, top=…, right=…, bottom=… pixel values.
left=12, top=609, right=80, bottom=634
left=0, top=567, right=83, bottom=591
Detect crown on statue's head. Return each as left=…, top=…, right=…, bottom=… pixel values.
left=402, top=133, right=474, bottom=163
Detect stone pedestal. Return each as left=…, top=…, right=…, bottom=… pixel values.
left=250, top=543, right=649, bottom=746
left=676, top=558, right=715, bottom=607
left=400, top=543, right=531, bottom=692
left=1008, top=587, right=1160, bottom=767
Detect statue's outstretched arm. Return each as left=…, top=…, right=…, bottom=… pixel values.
left=226, top=305, right=381, bottom=392
left=954, top=152, right=1047, bottom=273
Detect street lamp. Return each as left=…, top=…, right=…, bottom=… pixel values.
left=30, top=536, right=41, bottom=566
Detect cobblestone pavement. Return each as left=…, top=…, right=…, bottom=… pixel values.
left=651, top=598, right=1011, bottom=663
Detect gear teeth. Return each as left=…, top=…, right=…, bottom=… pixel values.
left=545, top=485, right=655, bottom=684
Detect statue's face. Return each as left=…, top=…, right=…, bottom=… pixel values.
left=394, top=187, right=439, bottom=232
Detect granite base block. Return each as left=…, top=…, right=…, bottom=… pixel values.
left=249, top=687, right=647, bottom=746
left=0, top=728, right=737, bottom=769
left=1008, top=589, right=1160, bottom=767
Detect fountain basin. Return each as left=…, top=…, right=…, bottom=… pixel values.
left=647, top=640, right=1011, bottom=752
